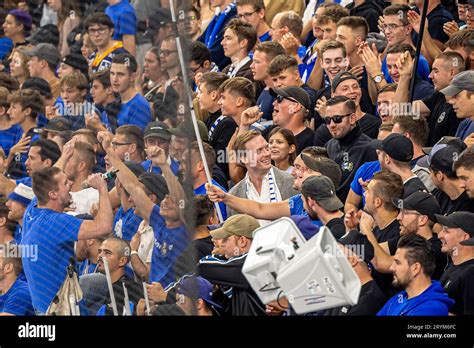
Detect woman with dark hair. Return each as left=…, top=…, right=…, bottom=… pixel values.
left=268, top=127, right=297, bottom=174
left=47, top=0, right=81, bottom=56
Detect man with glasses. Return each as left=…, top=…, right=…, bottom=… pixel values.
left=159, top=35, right=181, bottom=80
left=109, top=125, right=145, bottom=165
left=84, top=13, right=128, bottom=74
left=324, top=96, right=377, bottom=201
left=236, top=0, right=271, bottom=43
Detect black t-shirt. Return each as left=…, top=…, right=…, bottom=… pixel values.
left=429, top=234, right=448, bottom=281
left=422, top=90, right=461, bottom=146
left=440, top=258, right=474, bottom=315
left=326, top=216, right=346, bottom=240
left=346, top=1, right=384, bottom=34
left=174, top=236, right=214, bottom=278
left=295, top=127, right=315, bottom=155
left=314, top=113, right=381, bottom=147
left=432, top=188, right=474, bottom=215
left=371, top=219, right=400, bottom=297
left=102, top=276, right=143, bottom=316
left=324, top=279, right=386, bottom=316
left=404, top=176, right=428, bottom=198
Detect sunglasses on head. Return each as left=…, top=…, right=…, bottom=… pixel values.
left=276, top=94, right=298, bottom=104
left=323, top=113, right=352, bottom=125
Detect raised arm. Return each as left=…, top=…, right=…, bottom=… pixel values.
left=206, top=183, right=291, bottom=220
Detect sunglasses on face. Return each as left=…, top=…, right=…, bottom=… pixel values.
left=276, top=94, right=298, bottom=104
left=323, top=113, right=352, bottom=125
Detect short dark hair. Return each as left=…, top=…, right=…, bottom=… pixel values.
left=191, top=41, right=212, bottom=66
left=84, top=13, right=114, bottom=31
left=387, top=43, right=415, bottom=58
left=454, top=147, right=474, bottom=171
left=383, top=4, right=411, bottom=26
left=30, top=139, right=61, bottom=164
left=326, top=95, right=356, bottom=114
left=224, top=19, right=258, bottom=53
left=320, top=40, right=346, bottom=59
left=0, top=197, right=17, bottom=233
left=337, top=16, right=369, bottom=39
left=199, top=72, right=229, bottom=92
left=378, top=83, right=398, bottom=94
left=116, top=125, right=144, bottom=154
left=268, top=127, right=297, bottom=165
left=190, top=141, right=216, bottom=173
left=91, top=69, right=111, bottom=88
left=112, top=53, right=138, bottom=74
left=397, top=234, right=436, bottom=278
left=7, top=89, right=44, bottom=120
left=371, top=171, right=404, bottom=212
left=236, top=0, right=265, bottom=11
left=435, top=51, right=466, bottom=73
left=218, top=77, right=255, bottom=106
left=32, top=166, right=62, bottom=205
left=0, top=72, right=20, bottom=92
left=316, top=6, right=348, bottom=26
left=279, top=11, right=303, bottom=38
left=392, top=116, right=429, bottom=147
left=193, top=194, right=215, bottom=227
left=0, top=243, right=23, bottom=275
left=267, top=54, right=298, bottom=76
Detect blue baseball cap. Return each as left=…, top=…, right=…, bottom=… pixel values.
left=176, top=276, right=222, bottom=310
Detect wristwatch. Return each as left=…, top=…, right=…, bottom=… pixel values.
left=373, top=74, right=384, bottom=83
left=131, top=250, right=139, bottom=256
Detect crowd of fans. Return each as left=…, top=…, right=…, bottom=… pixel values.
left=0, top=0, right=473, bottom=317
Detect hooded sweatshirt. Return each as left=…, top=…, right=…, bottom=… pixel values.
left=377, top=281, right=454, bottom=316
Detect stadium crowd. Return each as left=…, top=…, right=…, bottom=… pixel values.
left=0, top=0, right=473, bottom=317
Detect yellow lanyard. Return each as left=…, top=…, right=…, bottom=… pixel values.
left=91, top=41, right=124, bottom=68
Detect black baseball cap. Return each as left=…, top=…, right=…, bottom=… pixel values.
left=420, top=137, right=467, bottom=176
left=435, top=211, right=474, bottom=246
left=301, top=175, right=343, bottom=211
left=138, top=173, right=170, bottom=204
left=124, top=161, right=146, bottom=177
left=61, top=54, right=90, bottom=77
left=300, top=154, right=342, bottom=189
left=43, top=117, right=72, bottom=133
left=392, top=191, right=441, bottom=222
left=22, top=77, right=53, bottom=99
left=144, top=121, right=172, bottom=140
left=331, top=71, right=359, bottom=93
left=371, top=133, right=413, bottom=162
left=147, top=8, right=172, bottom=37
left=269, top=86, right=311, bottom=110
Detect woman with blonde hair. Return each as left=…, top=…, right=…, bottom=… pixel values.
left=9, top=46, right=30, bottom=86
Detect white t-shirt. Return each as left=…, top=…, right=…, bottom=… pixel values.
left=68, top=188, right=99, bottom=216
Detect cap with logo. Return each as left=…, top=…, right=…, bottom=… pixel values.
left=176, top=276, right=222, bottom=309
left=269, top=86, right=311, bottom=110
left=419, top=136, right=467, bottom=176
left=301, top=175, right=343, bottom=211
left=392, top=191, right=441, bottom=222
left=435, top=211, right=474, bottom=246
left=440, top=70, right=474, bottom=97
left=144, top=121, right=172, bottom=140
left=25, top=43, right=60, bottom=68
left=137, top=173, right=170, bottom=204
left=209, top=214, right=260, bottom=239
left=371, top=133, right=413, bottom=162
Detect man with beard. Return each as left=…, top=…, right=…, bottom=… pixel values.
left=21, top=167, right=113, bottom=314
left=377, top=234, right=454, bottom=316
left=323, top=96, right=378, bottom=201
left=314, top=71, right=381, bottom=146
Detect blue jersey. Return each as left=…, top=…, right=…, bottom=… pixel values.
left=7, top=130, right=40, bottom=180
left=382, top=54, right=431, bottom=83
left=21, top=205, right=82, bottom=313
left=149, top=205, right=189, bottom=287
left=0, top=278, right=35, bottom=315
left=89, top=46, right=128, bottom=74
left=116, top=94, right=152, bottom=131
left=195, top=180, right=227, bottom=221
left=0, top=37, right=13, bottom=60
left=141, top=158, right=180, bottom=176
left=105, top=0, right=137, bottom=41
left=113, top=206, right=143, bottom=241
left=0, top=124, right=22, bottom=157
left=350, top=160, right=381, bottom=206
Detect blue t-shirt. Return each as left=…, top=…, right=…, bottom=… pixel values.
left=456, top=119, right=474, bottom=140
left=350, top=160, right=381, bottom=206
left=382, top=54, right=431, bottom=83
left=0, top=278, right=35, bottom=315
left=112, top=206, right=143, bottom=241
left=259, top=31, right=271, bottom=43
left=141, top=158, right=180, bottom=176
left=0, top=124, right=22, bottom=157
left=7, top=131, right=40, bottom=180
left=105, top=0, right=137, bottom=41
left=0, top=37, right=13, bottom=60
left=116, top=94, right=152, bottom=131
left=195, top=180, right=228, bottom=221
left=256, top=88, right=275, bottom=121
left=149, top=205, right=189, bottom=287
left=288, top=194, right=322, bottom=227
left=21, top=206, right=82, bottom=313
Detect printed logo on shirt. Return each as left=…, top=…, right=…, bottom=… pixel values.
left=437, top=111, right=447, bottom=124
left=341, top=161, right=354, bottom=172
left=154, top=240, right=174, bottom=256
